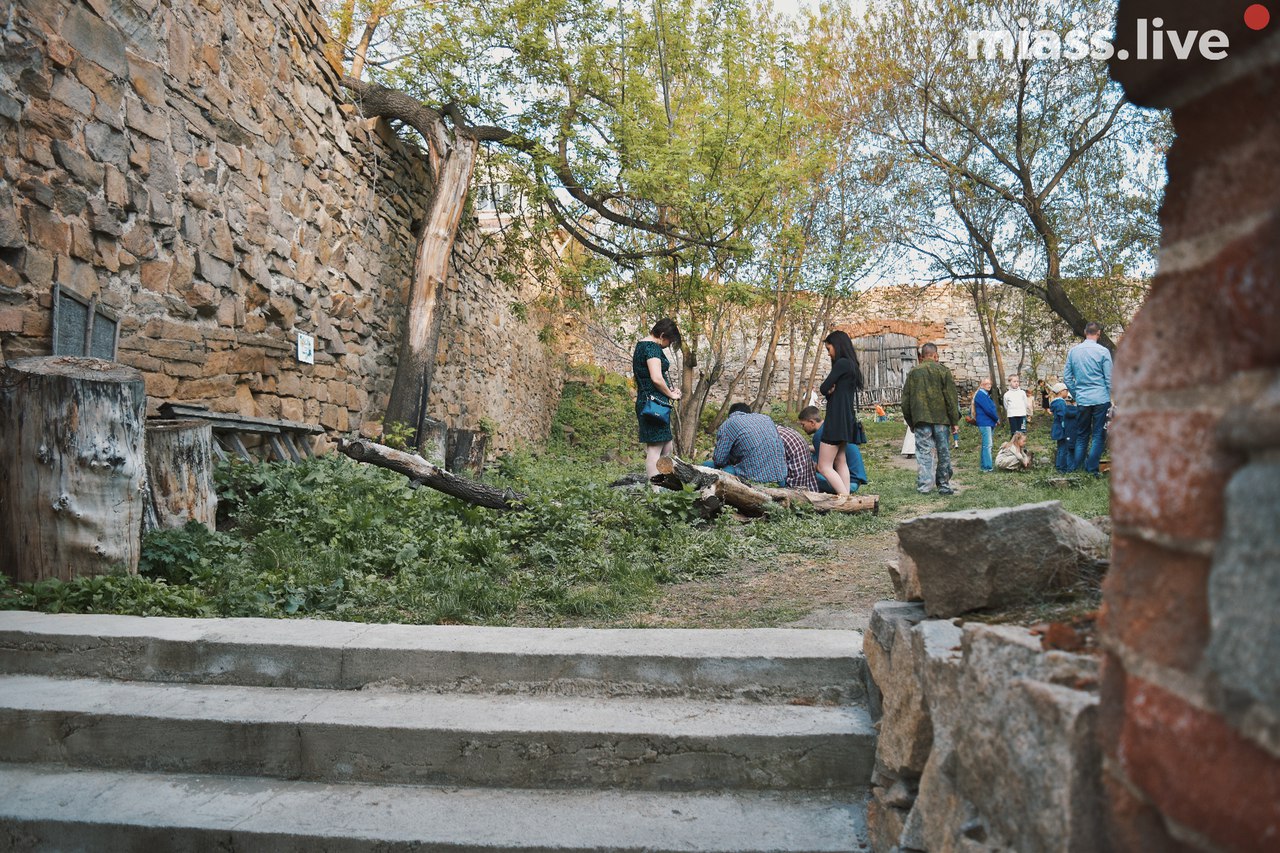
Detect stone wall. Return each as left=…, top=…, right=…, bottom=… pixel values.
left=1101, top=3, right=1280, bottom=849
left=864, top=502, right=1110, bottom=853
left=0, top=0, right=563, bottom=454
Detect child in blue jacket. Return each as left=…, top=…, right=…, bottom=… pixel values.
left=1049, top=382, right=1078, bottom=472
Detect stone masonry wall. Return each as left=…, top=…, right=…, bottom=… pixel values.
left=1103, top=3, right=1280, bottom=850
left=0, top=0, right=562, bottom=454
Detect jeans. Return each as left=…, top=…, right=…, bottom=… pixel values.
left=1008, top=416, right=1026, bottom=436
left=1055, top=438, right=1073, bottom=472
left=978, top=425, right=993, bottom=471
left=913, top=424, right=953, bottom=493
left=1071, top=402, right=1110, bottom=473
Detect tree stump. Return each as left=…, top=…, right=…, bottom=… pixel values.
left=0, top=356, right=147, bottom=581
left=447, top=428, right=488, bottom=476
left=145, top=419, right=216, bottom=531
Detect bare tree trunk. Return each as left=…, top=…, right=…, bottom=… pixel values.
left=384, top=135, right=479, bottom=447
left=145, top=420, right=216, bottom=531
left=349, top=11, right=383, bottom=81
left=0, top=357, right=147, bottom=581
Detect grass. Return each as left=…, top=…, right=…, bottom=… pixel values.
left=0, top=385, right=1110, bottom=628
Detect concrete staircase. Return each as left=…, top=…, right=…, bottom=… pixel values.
left=0, top=611, right=875, bottom=851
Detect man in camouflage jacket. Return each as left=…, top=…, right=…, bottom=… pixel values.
left=901, top=343, right=961, bottom=495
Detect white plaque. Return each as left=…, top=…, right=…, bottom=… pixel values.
left=296, top=332, right=315, bottom=364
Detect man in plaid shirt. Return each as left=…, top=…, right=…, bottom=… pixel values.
left=777, top=425, right=819, bottom=492
left=710, top=404, right=787, bottom=486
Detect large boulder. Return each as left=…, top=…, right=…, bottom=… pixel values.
left=897, top=501, right=1109, bottom=618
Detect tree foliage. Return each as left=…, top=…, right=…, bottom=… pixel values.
left=848, top=0, right=1170, bottom=350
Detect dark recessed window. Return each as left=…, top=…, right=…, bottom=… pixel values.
left=52, top=284, right=119, bottom=360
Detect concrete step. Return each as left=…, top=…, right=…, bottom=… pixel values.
left=0, top=763, right=870, bottom=852
left=0, top=674, right=876, bottom=791
left=0, top=612, right=867, bottom=703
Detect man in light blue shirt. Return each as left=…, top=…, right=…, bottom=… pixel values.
left=709, top=403, right=787, bottom=486
left=1062, top=321, right=1113, bottom=475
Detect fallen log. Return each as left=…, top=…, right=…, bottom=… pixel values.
left=657, top=456, right=878, bottom=516
left=339, top=438, right=524, bottom=510
left=757, top=486, right=879, bottom=515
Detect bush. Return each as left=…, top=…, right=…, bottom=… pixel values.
left=0, top=453, right=758, bottom=625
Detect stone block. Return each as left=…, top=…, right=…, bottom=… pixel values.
left=86, top=124, right=129, bottom=169
left=897, top=501, right=1109, bottom=618
left=1207, top=457, right=1280, bottom=714
left=125, top=98, right=169, bottom=141
left=867, top=791, right=909, bottom=853
left=52, top=140, right=106, bottom=186
left=864, top=602, right=931, bottom=778
left=50, top=75, right=93, bottom=116
left=63, top=5, right=129, bottom=77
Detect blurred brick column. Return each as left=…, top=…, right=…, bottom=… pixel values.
left=1103, top=3, right=1280, bottom=850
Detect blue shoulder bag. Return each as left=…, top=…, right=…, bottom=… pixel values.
left=641, top=394, right=673, bottom=425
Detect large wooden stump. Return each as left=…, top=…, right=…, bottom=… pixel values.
left=446, top=427, right=488, bottom=476
left=145, top=419, right=216, bottom=531
left=0, top=356, right=147, bottom=581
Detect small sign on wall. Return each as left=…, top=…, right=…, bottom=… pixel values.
left=296, top=332, right=315, bottom=364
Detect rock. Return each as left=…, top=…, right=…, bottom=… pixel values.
left=897, top=501, right=1109, bottom=618
left=864, top=602, right=930, bottom=778
left=1208, top=456, right=1280, bottom=715
left=868, top=791, right=910, bottom=853
left=906, top=622, right=1105, bottom=850
left=888, top=547, right=923, bottom=602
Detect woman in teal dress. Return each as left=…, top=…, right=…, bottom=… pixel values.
left=633, top=318, right=682, bottom=480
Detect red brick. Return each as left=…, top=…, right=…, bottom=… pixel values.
left=1099, top=536, right=1211, bottom=672
left=1116, top=215, right=1280, bottom=394
left=1118, top=677, right=1280, bottom=851
left=1098, top=653, right=1127, bottom=757
left=1101, top=766, right=1197, bottom=853
left=1159, top=71, right=1280, bottom=248
left=1111, top=408, right=1236, bottom=542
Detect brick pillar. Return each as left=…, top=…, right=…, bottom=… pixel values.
left=1103, top=4, right=1280, bottom=850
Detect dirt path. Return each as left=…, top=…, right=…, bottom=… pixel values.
left=593, top=527, right=898, bottom=630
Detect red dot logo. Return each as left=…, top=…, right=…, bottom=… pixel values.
left=1245, top=3, right=1271, bottom=30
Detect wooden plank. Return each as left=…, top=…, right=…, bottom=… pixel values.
left=268, top=434, right=291, bottom=462
left=159, top=403, right=324, bottom=434
left=226, top=432, right=254, bottom=462
left=280, top=432, right=305, bottom=462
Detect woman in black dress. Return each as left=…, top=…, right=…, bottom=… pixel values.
left=817, top=330, right=864, bottom=496
left=633, top=318, right=682, bottom=480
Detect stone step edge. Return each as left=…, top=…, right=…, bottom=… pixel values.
left=0, top=612, right=868, bottom=702
left=0, top=674, right=876, bottom=791
left=0, top=763, right=871, bottom=853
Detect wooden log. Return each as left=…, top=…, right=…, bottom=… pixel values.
left=339, top=438, right=524, bottom=510
left=144, top=420, right=217, bottom=532
left=756, top=486, right=880, bottom=515
left=0, top=356, right=147, bottom=581
left=656, top=456, right=774, bottom=516
left=656, top=456, right=878, bottom=516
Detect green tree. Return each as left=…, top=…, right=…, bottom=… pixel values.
left=850, top=0, right=1170, bottom=351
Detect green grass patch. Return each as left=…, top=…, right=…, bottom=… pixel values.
left=0, top=389, right=1110, bottom=626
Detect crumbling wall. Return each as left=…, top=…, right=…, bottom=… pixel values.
left=1101, top=2, right=1280, bottom=849
left=0, top=0, right=562, bottom=453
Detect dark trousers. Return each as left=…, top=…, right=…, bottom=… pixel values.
left=1008, top=416, right=1026, bottom=435
left=1071, top=403, right=1111, bottom=474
